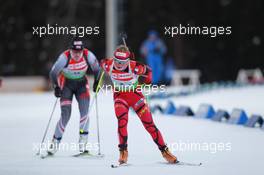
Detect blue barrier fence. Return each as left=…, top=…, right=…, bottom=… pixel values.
left=151, top=101, right=264, bottom=130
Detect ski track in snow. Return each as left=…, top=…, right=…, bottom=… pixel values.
left=0, top=85, right=264, bottom=175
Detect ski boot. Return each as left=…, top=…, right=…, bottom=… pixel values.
left=79, top=132, right=89, bottom=154
left=47, top=137, right=60, bottom=155
left=118, top=147, right=128, bottom=164
left=161, top=146, right=177, bottom=163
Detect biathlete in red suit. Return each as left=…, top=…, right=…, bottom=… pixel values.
left=99, top=45, right=177, bottom=164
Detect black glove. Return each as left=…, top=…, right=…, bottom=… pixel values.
left=93, top=79, right=99, bottom=92
left=138, top=76, right=146, bottom=85
left=54, top=86, right=62, bottom=97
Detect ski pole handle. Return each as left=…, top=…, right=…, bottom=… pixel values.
left=95, top=71, right=105, bottom=94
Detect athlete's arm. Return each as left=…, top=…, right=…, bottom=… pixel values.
left=87, top=51, right=100, bottom=77
left=134, top=62, right=152, bottom=84
left=86, top=51, right=102, bottom=92
left=49, top=53, right=67, bottom=87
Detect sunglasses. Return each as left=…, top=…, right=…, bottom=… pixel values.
left=114, top=57, right=129, bottom=65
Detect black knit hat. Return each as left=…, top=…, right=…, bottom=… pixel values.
left=70, top=36, right=84, bottom=50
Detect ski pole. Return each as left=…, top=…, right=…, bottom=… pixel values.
left=81, top=71, right=104, bottom=154
left=81, top=72, right=105, bottom=127
left=95, top=94, right=101, bottom=155
left=120, top=32, right=128, bottom=47
left=95, top=71, right=104, bottom=155
left=36, top=98, right=58, bottom=155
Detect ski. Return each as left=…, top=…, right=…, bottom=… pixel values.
left=40, top=152, right=54, bottom=159
left=159, top=160, right=202, bottom=166
left=175, top=160, right=202, bottom=166
left=39, top=151, right=104, bottom=159
left=111, top=161, right=202, bottom=168
left=111, top=163, right=130, bottom=168
left=73, top=152, right=105, bottom=158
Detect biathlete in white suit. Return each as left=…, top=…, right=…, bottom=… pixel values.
left=48, top=37, right=100, bottom=155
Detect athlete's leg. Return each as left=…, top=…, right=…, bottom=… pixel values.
left=76, top=79, right=90, bottom=135
left=131, top=91, right=177, bottom=163
left=114, top=92, right=129, bottom=150
left=53, top=85, right=73, bottom=141
left=75, top=79, right=90, bottom=152
left=132, top=92, right=166, bottom=150
left=114, top=92, right=129, bottom=163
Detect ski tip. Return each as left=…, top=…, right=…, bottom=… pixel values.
left=40, top=155, right=46, bottom=159
left=111, top=163, right=129, bottom=168
left=111, top=164, right=118, bottom=168
left=175, top=160, right=202, bottom=166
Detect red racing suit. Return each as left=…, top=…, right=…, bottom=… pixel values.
left=100, top=58, right=166, bottom=151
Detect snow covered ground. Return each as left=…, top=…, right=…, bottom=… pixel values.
left=0, top=85, right=264, bottom=175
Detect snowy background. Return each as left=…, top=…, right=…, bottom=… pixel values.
left=1, top=85, right=264, bottom=175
